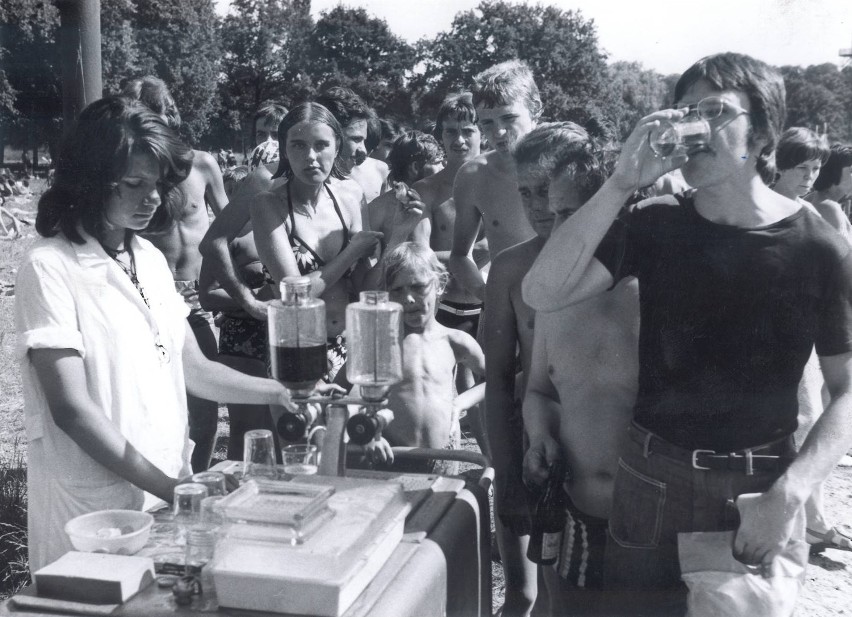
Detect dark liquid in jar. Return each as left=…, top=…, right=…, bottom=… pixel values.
left=270, top=344, right=328, bottom=388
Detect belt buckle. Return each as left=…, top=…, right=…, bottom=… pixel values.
left=691, top=449, right=715, bottom=470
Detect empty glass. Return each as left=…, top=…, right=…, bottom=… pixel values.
left=173, top=483, right=209, bottom=526
left=191, top=471, right=227, bottom=496
left=282, top=444, right=319, bottom=475
left=244, top=429, right=277, bottom=480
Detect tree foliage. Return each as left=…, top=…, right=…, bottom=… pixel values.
left=417, top=1, right=616, bottom=128
left=1, top=0, right=850, bottom=154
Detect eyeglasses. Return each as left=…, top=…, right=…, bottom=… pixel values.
left=677, top=96, right=750, bottom=121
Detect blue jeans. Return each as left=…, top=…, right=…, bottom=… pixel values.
left=601, top=423, right=797, bottom=617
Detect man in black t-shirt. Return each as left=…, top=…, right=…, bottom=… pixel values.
left=523, top=52, right=852, bottom=615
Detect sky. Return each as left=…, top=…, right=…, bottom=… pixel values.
left=218, top=0, right=852, bottom=75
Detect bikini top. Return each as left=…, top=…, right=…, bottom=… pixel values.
left=286, top=182, right=350, bottom=276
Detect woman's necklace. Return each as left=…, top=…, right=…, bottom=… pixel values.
left=100, top=241, right=170, bottom=365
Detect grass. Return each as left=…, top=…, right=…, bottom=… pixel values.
left=0, top=439, right=28, bottom=598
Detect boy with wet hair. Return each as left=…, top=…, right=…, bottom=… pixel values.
left=364, top=242, right=485, bottom=477
left=123, top=75, right=229, bottom=472
left=449, top=60, right=540, bottom=301
left=486, top=121, right=619, bottom=617
left=520, top=123, right=638, bottom=615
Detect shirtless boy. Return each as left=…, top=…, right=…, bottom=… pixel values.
left=486, top=123, right=609, bottom=617
left=368, top=130, right=444, bottom=249
left=449, top=60, right=539, bottom=300
left=365, top=243, right=485, bottom=476
left=415, top=93, right=487, bottom=325
left=123, top=76, right=228, bottom=472
left=316, top=87, right=390, bottom=206
left=521, top=125, right=639, bottom=614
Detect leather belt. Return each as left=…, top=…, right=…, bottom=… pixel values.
left=628, top=423, right=793, bottom=475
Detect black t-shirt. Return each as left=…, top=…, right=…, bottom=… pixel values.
left=595, top=193, right=852, bottom=451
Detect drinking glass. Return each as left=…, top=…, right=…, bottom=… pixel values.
left=191, top=471, right=227, bottom=496
left=244, top=429, right=277, bottom=480
left=173, top=483, right=209, bottom=526
left=282, top=444, right=319, bottom=475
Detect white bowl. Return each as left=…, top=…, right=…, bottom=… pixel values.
left=64, top=510, right=154, bottom=555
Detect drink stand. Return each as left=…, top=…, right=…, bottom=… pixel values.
left=2, top=279, right=491, bottom=617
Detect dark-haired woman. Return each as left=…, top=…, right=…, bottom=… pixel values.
left=15, top=96, right=292, bottom=572
left=250, top=102, right=386, bottom=383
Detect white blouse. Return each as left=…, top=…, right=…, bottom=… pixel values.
left=15, top=228, right=192, bottom=571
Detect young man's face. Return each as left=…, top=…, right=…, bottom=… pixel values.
left=440, top=118, right=481, bottom=164
left=676, top=80, right=757, bottom=189
left=339, top=119, right=369, bottom=173
left=387, top=268, right=439, bottom=333
left=476, top=101, right=536, bottom=154
left=517, top=164, right=555, bottom=239
left=254, top=117, right=278, bottom=148
left=548, top=168, right=584, bottom=230
left=774, top=158, right=822, bottom=200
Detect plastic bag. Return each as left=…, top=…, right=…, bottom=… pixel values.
left=678, top=530, right=808, bottom=617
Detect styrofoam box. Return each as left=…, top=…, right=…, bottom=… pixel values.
left=211, top=477, right=410, bottom=616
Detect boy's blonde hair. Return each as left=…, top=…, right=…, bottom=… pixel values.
left=382, top=242, right=449, bottom=295
left=471, top=60, right=542, bottom=119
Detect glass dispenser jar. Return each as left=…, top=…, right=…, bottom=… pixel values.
left=268, top=276, right=327, bottom=398
left=346, top=291, right=403, bottom=401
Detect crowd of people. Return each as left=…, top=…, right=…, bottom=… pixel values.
left=13, top=51, right=852, bottom=616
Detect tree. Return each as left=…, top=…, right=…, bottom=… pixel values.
left=131, top=0, right=222, bottom=145
left=217, top=0, right=314, bottom=149
left=307, top=6, right=416, bottom=119
left=608, top=61, right=672, bottom=139
left=101, top=0, right=144, bottom=95
left=0, top=0, right=61, bottom=156
left=782, top=64, right=851, bottom=142
left=417, top=1, right=617, bottom=127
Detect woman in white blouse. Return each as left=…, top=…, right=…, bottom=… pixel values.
left=15, top=96, right=292, bottom=572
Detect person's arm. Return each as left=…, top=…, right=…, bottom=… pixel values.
left=483, top=256, right=532, bottom=532
left=198, top=254, right=244, bottom=313
left=198, top=168, right=273, bottom=320
left=522, top=110, right=689, bottom=313
left=198, top=151, right=228, bottom=216
left=448, top=328, right=486, bottom=377
left=251, top=190, right=381, bottom=296
left=449, top=162, right=487, bottom=300
left=814, top=199, right=852, bottom=244
left=734, top=350, right=852, bottom=566
left=30, top=348, right=180, bottom=502
left=182, top=320, right=291, bottom=407
left=522, top=315, right=563, bottom=489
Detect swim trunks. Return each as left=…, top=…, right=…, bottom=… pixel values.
left=174, top=280, right=215, bottom=330
left=556, top=497, right=607, bottom=589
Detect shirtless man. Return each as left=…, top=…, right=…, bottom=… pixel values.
left=368, top=130, right=444, bottom=248
left=809, top=143, right=852, bottom=240
left=365, top=242, right=485, bottom=477
left=123, top=76, right=228, bottom=472
left=316, top=87, right=390, bottom=208
left=521, top=125, right=639, bottom=615
left=449, top=60, right=539, bottom=300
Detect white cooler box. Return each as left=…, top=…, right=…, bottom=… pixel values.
left=211, top=476, right=410, bottom=616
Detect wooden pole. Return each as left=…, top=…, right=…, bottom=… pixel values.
left=57, top=0, right=103, bottom=130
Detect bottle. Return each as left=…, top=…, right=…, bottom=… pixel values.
left=185, top=524, right=218, bottom=612
left=527, top=461, right=568, bottom=566
left=346, top=291, right=404, bottom=401
left=268, top=276, right=327, bottom=398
